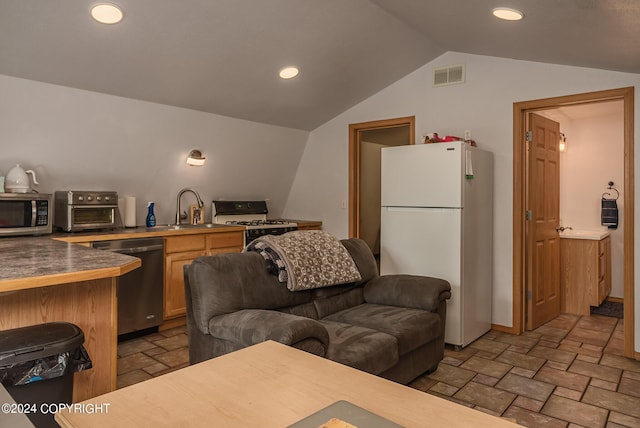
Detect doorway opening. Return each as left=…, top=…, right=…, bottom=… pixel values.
left=348, top=117, right=415, bottom=260
left=513, top=87, right=635, bottom=357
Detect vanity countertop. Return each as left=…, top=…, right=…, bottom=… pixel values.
left=559, top=229, right=610, bottom=240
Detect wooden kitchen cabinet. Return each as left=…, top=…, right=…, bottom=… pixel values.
left=164, top=249, right=205, bottom=319
left=165, top=234, right=206, bottom=253
left=164, top=231, right=243, bottom=319
left=291, top=220, right=322, bottom=231
left=206, top=231, right=244, bottom=255
left=560, top=235, right=611, bottom=315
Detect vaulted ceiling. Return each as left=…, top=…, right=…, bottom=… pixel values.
left=1, top=1, right=638, bottom=130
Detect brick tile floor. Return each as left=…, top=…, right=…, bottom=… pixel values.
left=116, top=326, right=189, bottom=389
left=117, top=313, right=640, bottom=427
left=409, top=313, right=640, bottom=427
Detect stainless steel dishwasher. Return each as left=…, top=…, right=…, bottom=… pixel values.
left=91, top=237, right=164, bottom=336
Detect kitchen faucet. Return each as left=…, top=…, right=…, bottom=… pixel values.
left=175, top=188, right=204, bottom=225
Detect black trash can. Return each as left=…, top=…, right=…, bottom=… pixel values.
left=0, top=322, right=92, bottom=428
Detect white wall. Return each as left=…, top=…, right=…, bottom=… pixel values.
left=555, top=108, right=625, bottom=298
left=283, top=52, right=640, bottom=344
left=0, top=74, right=309, bottom=225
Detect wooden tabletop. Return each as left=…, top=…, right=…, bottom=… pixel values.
left=55, top=341, right=520, bottom=428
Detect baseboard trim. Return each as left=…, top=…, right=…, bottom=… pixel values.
left=606, top=296, right=624, bottom=304
left=159, top=316, right=186, bottom=331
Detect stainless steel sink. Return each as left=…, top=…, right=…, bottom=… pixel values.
left=149, top=223, right=218, bottom=231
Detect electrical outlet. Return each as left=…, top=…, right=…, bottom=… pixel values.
left=341, top=200, right=347, bottom=209
left=464, top=130, right=471, bottom=141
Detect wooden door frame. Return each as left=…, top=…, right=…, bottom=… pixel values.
left=513, top=87, right=635, bottom=358
left=348, top=116, right=415, bottom=238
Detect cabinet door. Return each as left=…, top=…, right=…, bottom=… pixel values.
left=206, top=232, right=244, bottom=254
left=597, top=237, right=612, bottom=306
left=164, top=250, right=205, bottom=319
left=561, top=239, right=597, bottom=314
left=296, top=224, right=322, bottom=231
left=165, top=235, right=205, bottom=253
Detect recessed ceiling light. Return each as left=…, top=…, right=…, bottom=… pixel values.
left=492, top=7, right=524, bottom=21
left=279, top=66, right=299, bottom=79
left=91, top=3, right=124, bottom=24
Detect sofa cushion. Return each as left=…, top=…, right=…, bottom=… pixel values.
left=340, top=238, right=379, bottom=286
left=209, top=310, right=329, bottom=351
left=319, top=320, right=398, bottom=375
left=323, top=303, right=441, bottom=355
left=364, top=275, right=451, bottom=312
left=313, top=287, right=365, bottom=319
left=278, top=302, right=319, bottom=319
left=187, top=253, right=312, bottom=333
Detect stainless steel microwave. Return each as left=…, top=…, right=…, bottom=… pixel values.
left=0, top=193, right=53, bottom=236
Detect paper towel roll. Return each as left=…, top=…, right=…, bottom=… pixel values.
left=124, top=196, right=137, bottom=227
left=118, top=198, right=124, bottom=222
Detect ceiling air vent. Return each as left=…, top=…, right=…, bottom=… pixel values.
left=433, top=64, right=465, bottom=87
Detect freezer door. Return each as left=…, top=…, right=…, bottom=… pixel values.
left=381, top=142, right=464, bottom=208
left=380, top=207, right=463, bottom=345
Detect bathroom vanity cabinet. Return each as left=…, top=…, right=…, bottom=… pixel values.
left=560, top=233, right=611, bottom=315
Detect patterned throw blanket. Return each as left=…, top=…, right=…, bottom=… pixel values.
left=244, top=230, right=362, bottom=291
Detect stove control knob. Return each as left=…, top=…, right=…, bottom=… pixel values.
left=104, top=196, right=110, bottom=202
left=77, top=195, right=84, bottom=202
left=96, top=196, right=102, bottom=202
left=87, top=196, right=93, bottom=201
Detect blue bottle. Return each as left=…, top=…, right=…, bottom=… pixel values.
left=146, top=202, right=156, bottom=227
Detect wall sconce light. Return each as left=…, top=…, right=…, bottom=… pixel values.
left=559, top=133, right=567, bottom=153
left=186, top=149, right=206, bottom=166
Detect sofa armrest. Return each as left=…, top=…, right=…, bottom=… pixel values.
left=363, top=275, right=451, bottom=312
left=208, top=309, right=330, bottom=353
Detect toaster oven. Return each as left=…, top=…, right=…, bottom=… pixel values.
left=54, top=191, right=120, bottom=232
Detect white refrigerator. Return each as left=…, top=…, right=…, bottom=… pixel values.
left=380, top=141, right=493, bottom=348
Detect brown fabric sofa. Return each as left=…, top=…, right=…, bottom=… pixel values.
left=184, top=238, right=451, bottom=384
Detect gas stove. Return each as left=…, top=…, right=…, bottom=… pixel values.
left=212, top=200, right=297, bottom=244
left=224, top=219, right=297, bottom=228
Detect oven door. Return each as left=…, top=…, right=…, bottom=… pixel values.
left=70, top=205, right=118, bottom=231
left=245, top=226, right=298, bottom=246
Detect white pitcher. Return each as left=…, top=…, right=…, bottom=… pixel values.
left=5, top=164, right=38, bottom=193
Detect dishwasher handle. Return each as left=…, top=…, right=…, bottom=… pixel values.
left=105, top=244, right=164, bottom=254
left=94, top=244, right=164, bottom=254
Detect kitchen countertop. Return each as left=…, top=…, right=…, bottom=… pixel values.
left=0, top=237, right=141, bottom=293
left=1, top=220, right=320, bottom=293
left=53, top=224, right=245, bottom=243
left=51, top=220, right=320, bottom=243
